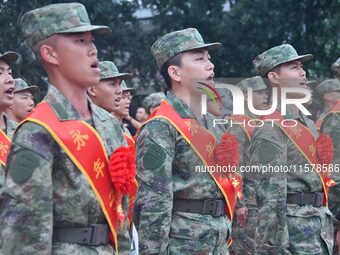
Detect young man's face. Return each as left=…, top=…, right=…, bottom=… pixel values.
left=270, top=60, right=307, bottom=98
left=92, top=78, right=122, bottom=113
left=252, top=89, right=268, bottom=110
left=52, top=32, right=100, bottom=88
left=176, top=49, right=215, bottom=94
left=9, top=90, right=34, bottom=121
left=136, top=107, right=148, bottom=122
left=0, top=60, right=14, bottom=110
left=115, top=91, right=131, bottom=117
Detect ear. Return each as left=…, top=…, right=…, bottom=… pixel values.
left=267, top=71, right=280, bottom=86
left=87, top=86, right=96, bottom=97
left=168, top=65, right=181, bottom=82
left=40, top=44, right=58, bottom=65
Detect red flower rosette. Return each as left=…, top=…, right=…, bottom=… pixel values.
left=215, top=133, right=240, bottom=169
left=316, top=134, right=334, bottom=165
left=109, top=146, right=136, bottom=195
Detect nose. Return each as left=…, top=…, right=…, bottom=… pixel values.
left=207, top=59, right=214, bottom=71
left=5, top=73, right=14, bottom=85
left=300, top=67, right=306, bottom=77
left=89, top=42, right=98, bottom=57
left=28, top=98, right=34, bottom=107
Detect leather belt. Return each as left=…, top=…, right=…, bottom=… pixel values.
left=286, top=192, right=324, bottom=207
left=173, top=198, right=226, bottom=217
left=53, top=224, right=110, bottom=245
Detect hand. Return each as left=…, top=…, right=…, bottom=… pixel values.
left=235, top=207, right=248, bottom=226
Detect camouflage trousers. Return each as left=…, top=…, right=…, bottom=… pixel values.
left=230, top=209, right=257, bottom=255
left=167, top=211, right=231, bottom=255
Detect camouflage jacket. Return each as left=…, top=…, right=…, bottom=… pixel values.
left=320, top=110, right=340, bottom=227
left=134, top=92, right=231, bottom=255
left=0, top=85, right=130, bottom=254
left=250, top=106, right=333, bottom=255
left=0, top=114, right=18, bottom=190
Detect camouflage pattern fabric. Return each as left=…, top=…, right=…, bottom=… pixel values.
left=14, top=78, right=39, bottom=93
left=250, top=106, right=333, bottom=254
left=20, top=3, right=111, bottom=47
left=253, top=44, right=313, bottom=76
left=315, top=79, right=340, bottom=98
left=0, top=85, right=131, bottom=254
left=0, top=51, right=19, bottom=65
left=143, top=92, right=166, bottom=114
left=99, top=61, right=131, bottom=81
left=151, top=28, right=221, bottom=69
left=134, top=92, right=231, bottom=254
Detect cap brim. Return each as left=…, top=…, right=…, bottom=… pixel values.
left=15, top=85, right=39, bottom=93
left=282, top=54, right=314, bottom=65
left=101, top=73, right=132, bottom=80
left=58, top=25, right=111, bottom=36
left=0, top=51, right=19, bottom=65
left=182, top=42, right=222, bottom=53
left=123, top=88, right=136, bottom=95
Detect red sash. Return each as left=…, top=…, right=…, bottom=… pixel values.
left=262, top=111, right=336, bottom=206
left=0, top=129, right=11, bottom=167
left=228, top=115, right=256, bottom=140
left=144, top=101, right=241, bottom=220
left=123, top=133, right=138, bottom=226
left=315, top=101, right=340, bottom=130
left=21, top=102, right=120, bottom=252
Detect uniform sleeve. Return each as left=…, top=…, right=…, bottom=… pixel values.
left=133, top=120, right=175, bottom=254
left=250, top=123, right=291, bottom=254
left=0, top=123, right=54, bottom=254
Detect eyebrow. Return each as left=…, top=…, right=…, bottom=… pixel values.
left=0, top=66, right=11, bottom=71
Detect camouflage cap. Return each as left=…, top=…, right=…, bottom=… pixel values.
left=151, top=28, right=222, bottom=69
left=315, top=79, right=340, bottom=98
left=121, top=81, right=135, bottom=96
left=143, top=92, right=166, bottom=113
left=236, top=76, right=267, bottom=93
left=331, top=58, right=340, bottom=79
left=14, top=78, right=39, bottom=93
left=253, top=44, right=313, bottom=76
left=99, top=61, right=131, bottom=81
left=20, top=3, right=111, bottom=47
left=0, top=51, right=19, bottom=65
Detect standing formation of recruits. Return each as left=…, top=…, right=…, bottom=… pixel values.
left=0, top=3, right=339, bottom=255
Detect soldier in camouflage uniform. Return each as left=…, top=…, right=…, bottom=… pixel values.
left=143, top=92, right=166, bottom=115
left=315, top=79, right=340, bottom=120
left=89, top=60, right=138, bottom=254
left=6, top=78, right=39, bottom=123
left=113, top=81, right=140, bottom=134
left=133, top=28, right=234, bottom=254
left=0, top=3, right=131, bottom=254
left=332, top=58, right=340, bottom=80
left=314, top=79, right=340, bottom=254
left=0, top=51, right=19, bottom=190
left=228, top=76, right=268, bottom=255
left=88, top=61, right=129, bottom=114
left=250, top=44, right=334, bottom=254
